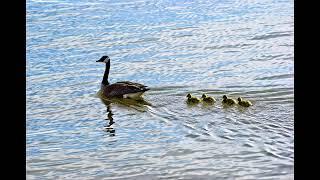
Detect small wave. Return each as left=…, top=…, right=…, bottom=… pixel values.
left=251, top=32, right=292, bottom=40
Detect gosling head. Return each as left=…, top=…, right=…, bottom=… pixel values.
left=237, top=97, right=243, bottom=102
left=186, top=93, right=192, bottom=98
left=202, top=94, right=208, bottom=98
left=96, top=55, right=110, bottom=63
left=223, top=95, right=227, bottom=100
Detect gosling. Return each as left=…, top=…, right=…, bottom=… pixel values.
left=237, top=97, right=252, bottom=107
left=201, top=94, right=216, bottom=103
left=186, top=93, right=201, bottom=104
left=222, top=95, right=237, bottom=105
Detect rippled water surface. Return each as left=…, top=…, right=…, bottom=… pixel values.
left=27, top=0, right=294, bottom=179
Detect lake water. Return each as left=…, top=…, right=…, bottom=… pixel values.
left=26, top=0, right=294, bottom=179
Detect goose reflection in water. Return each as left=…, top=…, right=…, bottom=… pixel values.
left=99, top=95, right=152, bottom=135
left=99, top=93, right=152, bottom=112
left=104, top=105, right=115, bottom=136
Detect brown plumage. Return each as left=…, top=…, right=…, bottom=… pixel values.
left=101, top=81, right=149, bottom=97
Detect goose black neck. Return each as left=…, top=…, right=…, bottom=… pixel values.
left=102, top=61, right=110, bottom=86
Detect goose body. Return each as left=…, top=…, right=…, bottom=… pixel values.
left=237, top=97, right=252, bottom=107
left=101, top=81, right=148, bottom=98
left=201, top=94, right=216, bottom=103
left=222, top=95, right=237, bottom=105
left=97, top=56, right=149, bottom=99
left=186, top=93, right=201, bottom=104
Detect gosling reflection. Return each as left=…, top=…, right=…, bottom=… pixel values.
left=104, top=105, right=115, bottom=136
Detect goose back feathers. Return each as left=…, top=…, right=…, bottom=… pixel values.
left=101, top=81, right=150, bottom=98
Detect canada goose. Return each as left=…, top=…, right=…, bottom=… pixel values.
left=186, top=93, right=201, bottom=103
left=97, top=56, right=149, bottom=99
left=201, top=94, right=216, bottom=103
left=222, top=95, right=237, bottom=105
left=237, top=97, right=252, bottom=107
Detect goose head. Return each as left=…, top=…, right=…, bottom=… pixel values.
left=186, top=93, right=192, bottom=98
left=237, top=97, right=243, bottom=102
left=96, top=55, right=110, bottom=63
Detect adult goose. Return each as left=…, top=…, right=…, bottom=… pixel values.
left=96, top=56, right=150, bottom=99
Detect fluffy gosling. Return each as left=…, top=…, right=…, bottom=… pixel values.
left=237, top=97, right=252, bottom=107
left=201, top=94, right=216, bottom=103
left=186, top=93, right=201, bottom=104
left=222, top=95, right=237, bottom=105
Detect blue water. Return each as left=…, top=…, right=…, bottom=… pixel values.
left=27, top=0, right=293, bottom=179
